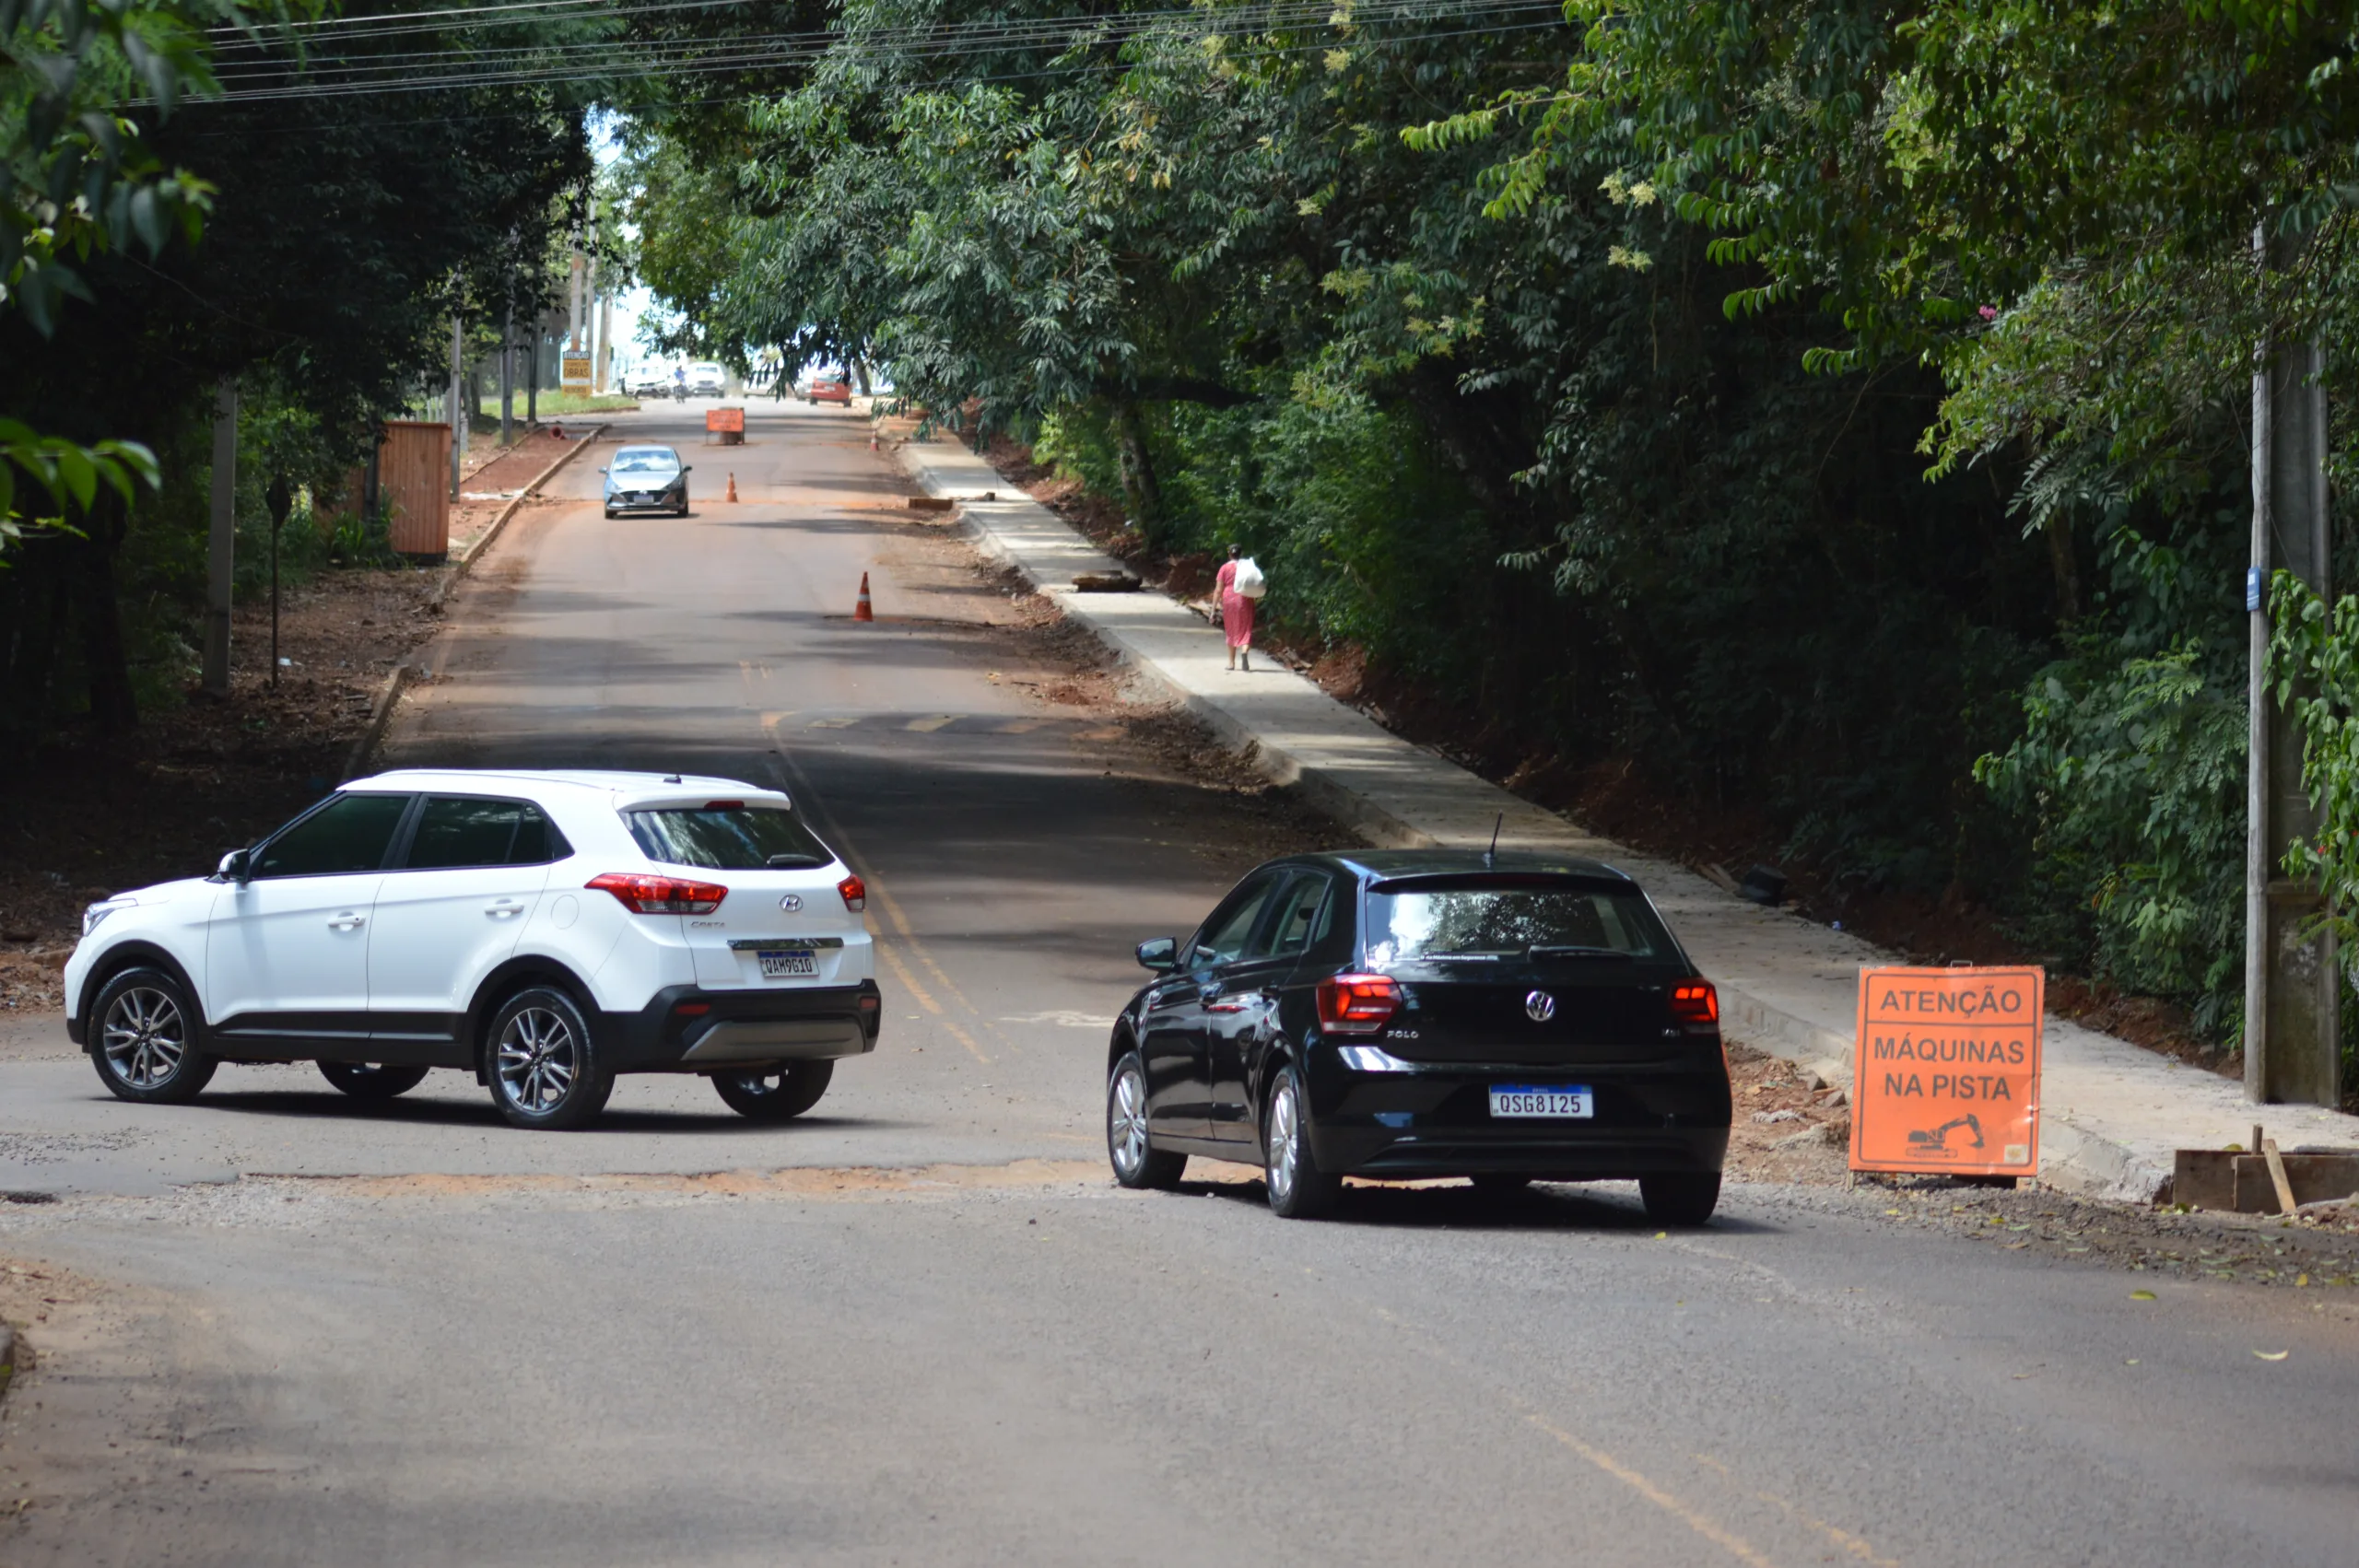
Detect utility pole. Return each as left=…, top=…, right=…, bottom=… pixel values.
left=265, top=474, right=291, bottom=688
left=597, top=286, right=613, bottom=395
left=568, top=234, right=584, bottom=352
left=450, top=305, right=464, bottom=500
left=2246, top=223, right=2341, bottom=1106
left=585, top=207, right=603, bottom=393
left=201, top=379, right=237, bottom=698
left=500, top=286, right=515, bottom=447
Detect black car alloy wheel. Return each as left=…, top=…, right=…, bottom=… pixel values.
left=487, top=986, right=611, bottom=1129
left=90, top=967, right=218, bottom=1105
left=1262, top=1062, right=1340, bottom=1219
left=1107, top=1050, right=1186, bottom=1189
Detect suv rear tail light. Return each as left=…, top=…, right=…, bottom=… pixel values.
left=1317, top=973, right=1402, bottom=1034
left=838, top=873, right=867, bottom=913
left=1671, top=979, right=1719, bottom=1025
left=585, top=872, right=728, bottom=915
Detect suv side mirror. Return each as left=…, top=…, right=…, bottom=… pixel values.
left=1135, top=936, right=1177, bottom=973
left=217, top=849, right=252, bottom=884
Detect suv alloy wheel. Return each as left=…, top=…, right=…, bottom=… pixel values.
left=89, top=966, right=218, bottom=1105
left=486, top=986, right=612, bottom=1129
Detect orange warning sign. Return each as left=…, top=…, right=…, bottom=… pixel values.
left=705, top=406, right=744, bottom=433
left=1849, top=966, right=2042, bottom=1177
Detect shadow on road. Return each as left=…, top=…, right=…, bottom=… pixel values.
left=1174, top=1175, right=1773, bottom=1234
left=193, top=1089, right=921, bottom=1138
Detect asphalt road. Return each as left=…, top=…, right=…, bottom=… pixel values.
left=3, top=400, right=2354, bottom=1568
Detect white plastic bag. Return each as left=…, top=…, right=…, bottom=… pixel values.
left=1231, top=556, right=1268, bottom=599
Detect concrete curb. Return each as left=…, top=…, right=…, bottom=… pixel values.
left=348, top=426, right=605, bottom=782
left=340, top=661, right=417, bottom=782
left=454, top=423, right=606, bottom=571
left=895, top=437, right=2226, bottom=1205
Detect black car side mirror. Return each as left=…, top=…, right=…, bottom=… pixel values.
left=1135, top=937, right=1177, bottom=973
left=217, top=848, right=252, bottom=884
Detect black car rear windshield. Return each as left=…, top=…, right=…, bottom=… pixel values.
left=1364, top=876, right=1669, bottom=963
left=625, top=805, right=836, bottom=871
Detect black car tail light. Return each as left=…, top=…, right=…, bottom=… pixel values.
left=1671, top=979, right=1719, bottom=1025
left=1318, top=973, right=1402, bottom=1034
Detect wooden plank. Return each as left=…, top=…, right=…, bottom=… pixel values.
left=2261, top=1139, right=2301, bottom=1215
left=2172, top=1149, right=2238, bottom=1211
left=2226, top=1153, right=2359, bottom=1212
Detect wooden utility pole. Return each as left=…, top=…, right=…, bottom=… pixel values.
left=2246, top=226, right=2341, bottom=1106
left=202, top=379, right=237, bottom=697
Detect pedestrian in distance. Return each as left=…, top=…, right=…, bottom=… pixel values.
left=1215, top=544, right=1266, bottom=671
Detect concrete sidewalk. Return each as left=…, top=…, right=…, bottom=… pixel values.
left=897, top=434, right=2359, bottom=1202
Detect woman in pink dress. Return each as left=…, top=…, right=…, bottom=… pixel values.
left=1215, top=544, right=1256, bottom=671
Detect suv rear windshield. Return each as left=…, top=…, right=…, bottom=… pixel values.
left=625, top=805, right=835, bottom=871
left=1364, top=877, right=1669, bottom=963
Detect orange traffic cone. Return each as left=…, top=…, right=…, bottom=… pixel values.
left=853, top=572, right=874, bottom=622
left=869, top=430, right=879, bottom=451
left=725, top=472, right=738, bottom=502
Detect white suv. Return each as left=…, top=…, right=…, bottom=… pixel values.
left=63, top=770, right=879, bottom=1129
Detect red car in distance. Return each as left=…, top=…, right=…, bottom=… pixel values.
left=805, top=372, right=853, bottom=405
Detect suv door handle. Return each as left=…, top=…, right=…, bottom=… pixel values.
left=484, top=900, right=526, bottom=919
left=327, top=912, right=367, bottom=930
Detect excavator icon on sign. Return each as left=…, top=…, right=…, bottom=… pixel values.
left=1907, top=1113, right=1985, bottom=1153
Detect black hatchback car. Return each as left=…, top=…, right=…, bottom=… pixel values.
left=1103, top=851, right=1731, bottom=1223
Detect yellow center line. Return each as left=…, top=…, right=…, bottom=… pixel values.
left=762, top=711, right=996, bottom=1044
left=1365, top=1306, right=1881, bottom=1568
left=1526, top=1418, right=1780, bottom=1568
left=1694, top=1454, right=1900, bottom=1567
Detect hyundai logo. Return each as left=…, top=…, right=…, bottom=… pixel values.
left=1524, top=990, right=1556, bottom=1023
left=779, top=895, right=803, bottom=912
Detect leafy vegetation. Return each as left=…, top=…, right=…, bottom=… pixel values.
left=610, top=0, right=2359, bottom=1047
left=2, top=0, right=597, bottom=739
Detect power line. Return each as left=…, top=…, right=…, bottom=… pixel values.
left=168, top=14, right=1570, bottom=132
left=194, top=1, right=1567, bottom=100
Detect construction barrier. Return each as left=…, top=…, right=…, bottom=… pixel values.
left=1848, top=965, right=2043, bottom=1180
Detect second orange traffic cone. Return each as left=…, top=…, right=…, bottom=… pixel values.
left=853, top=572, right=874, bottom=622
left=725, top=472, right=738, bottom=502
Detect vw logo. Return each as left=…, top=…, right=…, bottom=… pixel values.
left=778, top=895, right=803, bottom=912
left=1524, top=990, right=1557, bottom=1024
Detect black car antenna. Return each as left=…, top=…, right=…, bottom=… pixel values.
left=1485, top=812, right=1502, bottom=868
